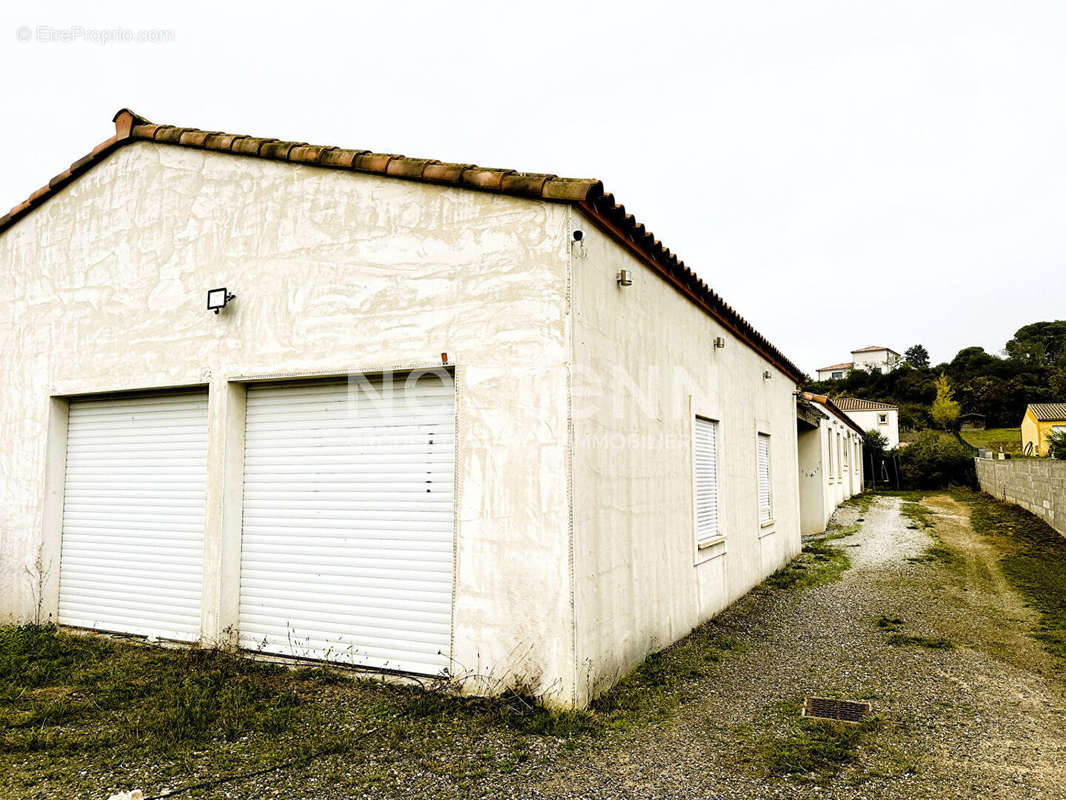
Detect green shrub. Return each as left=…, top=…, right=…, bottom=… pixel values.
left=899, top=431, right=975, bottom=489
left=862, top=429, right=889, bottom=456
left=1047, top=429, right=1066, bottom=460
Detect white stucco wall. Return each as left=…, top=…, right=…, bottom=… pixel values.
left=796, top=409, right=863, bottom=536
left=844, top=408, right=900, bottom=449
left=0, top=142, right=577, bottom=701
left=568, top=212, right=802, bottom=705
left=851, top=349, right=900, bottom=373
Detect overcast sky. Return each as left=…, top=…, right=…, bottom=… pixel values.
left=3, top=1, right=1064, bottom=375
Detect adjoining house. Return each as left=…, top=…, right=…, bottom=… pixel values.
left=815, top=345, right=901, bottom=380
left=834, top=397, right=900, bottom=450
left=1021, top=404, right=1066, bottom=456
left=0, top=109, right=806, bottom=709
left=796, top=394, right=865, bottom=535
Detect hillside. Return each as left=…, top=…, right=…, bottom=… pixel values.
left=804, top=321, right=1066, bottom=430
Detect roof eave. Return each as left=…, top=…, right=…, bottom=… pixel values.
left=1, top=107, right=805, bottom=385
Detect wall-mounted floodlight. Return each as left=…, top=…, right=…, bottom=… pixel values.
left=207, top=287, right=236, bottom=315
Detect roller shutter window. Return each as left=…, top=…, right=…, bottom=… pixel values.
left=757, top=433, right=772, bottom=523
left=239, top=372, right=455, bottom=675
left=58, top=391, right=208, bottom=641
left=694, top=417, right=720, bottom=544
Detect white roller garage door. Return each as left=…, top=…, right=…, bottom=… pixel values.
left=59, top=391, right=208, bottom=641
left=239, top=373, right=455, bottom=675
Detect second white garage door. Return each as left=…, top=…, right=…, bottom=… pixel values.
left=238, top=373, right=455, bottom=675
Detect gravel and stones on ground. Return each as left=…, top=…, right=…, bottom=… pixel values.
left=7, top=493, right=1066, bottom=799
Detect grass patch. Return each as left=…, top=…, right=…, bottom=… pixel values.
left=763, top=699, right=881, bottom=781
left=841, top=492, right=877, bottom=515
left=900, top=500, right=934, bottom=530
left=959, top=427, right=1022, bottom=454
left=766, top=529, right=852, bottom=592
left=0, top=625, right=603, bottom=797
left=590, top=628, right=749, bottom=728
left=885, top=634, right=954, bottom=650
left=964, top=491, right=1066, bottom=662
left=0, top=626, right=308, bottom=756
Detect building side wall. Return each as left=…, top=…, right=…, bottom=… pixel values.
left=0, top=143, right=577, bottom=702
left=1021, top=412, right=1040, bottom=455
left=568, top=209, right=802, bottom=706
left=844, top=408, right=899, bottom=449
left=976, top=458, right=1066, bottom=539
left=797, top=427, right=826, bottom=535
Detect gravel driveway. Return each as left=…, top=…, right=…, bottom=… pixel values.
left=513, top=494, right=1066, bottom=799
left=23, top=495, right=1066, bottom=799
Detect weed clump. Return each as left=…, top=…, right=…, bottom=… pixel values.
left=763, top=700, right=882, bottom=780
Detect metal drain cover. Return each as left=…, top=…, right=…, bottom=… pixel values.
left=802, top=697, right=871, bottom=723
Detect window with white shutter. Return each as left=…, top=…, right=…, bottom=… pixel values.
left=694, top=417, right=720, bottom=544
left=757, top=433, right=772, bottom=524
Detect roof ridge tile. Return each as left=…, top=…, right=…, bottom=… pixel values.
left=0, top=106, right=804, bottom=382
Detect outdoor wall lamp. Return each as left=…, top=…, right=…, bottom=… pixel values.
left=207, top=287, right=236, bottom=314
left=617, top=270, right=633, bottom=287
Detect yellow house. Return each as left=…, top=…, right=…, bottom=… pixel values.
left=1021, top=403, right=1066, bottom=456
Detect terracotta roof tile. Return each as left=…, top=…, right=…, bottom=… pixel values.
left=799, top=392, right=867, bottom=437
left=0, top=107, right=804, bottom=383
left=818, top=362, right=854, bottom=372
left=834, top=397, right=898, bottom=411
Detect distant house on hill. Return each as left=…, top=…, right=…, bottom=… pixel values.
left=816, top=346, right=901, bottom=380
left=1021, top=404, right=1066, bottom=456
left=959, top=412, right=986, bottom=431
left=816, top=361, right=854, bottom=381
left=833, top=397, right=900, bottom=449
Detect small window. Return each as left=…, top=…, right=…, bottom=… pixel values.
left=832, top=371, right=843, bottom=379
left=842, top=435, right=849, bottom=471
left=757, top=433, right=772, bottom=524
left=878, top=413, right=888, bottom=424
left=694, top=417, right=720, bottom=545
left=836, top=433, right=843, bottom=479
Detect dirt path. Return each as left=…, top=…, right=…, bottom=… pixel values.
left=509, top=494, right=1066, bottom=799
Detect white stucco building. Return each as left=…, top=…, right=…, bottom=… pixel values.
left=816, top=346, right=901, bottom=380
left=0, top=109, right=807, bottom=708
left=796, top=394, right=865, bottom=535
left=834, top=398, right=900, bottom=450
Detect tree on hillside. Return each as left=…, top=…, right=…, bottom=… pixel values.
left=904, top=344, right=930, bottom=369
left=931, top=374, right=961, bottom=430
left=862, top=429, right=889, bottom=456
left=1006, top=321, right=1066, bottom=365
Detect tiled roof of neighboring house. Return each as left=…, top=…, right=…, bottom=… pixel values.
left=0, top=108, right=805, bottom=383
left=1028, top=403, right=1066, bottom=421
left=817, top=362, right=854, bottom=372
left=799, top=392, right=867, bottom=437
left=833, top=397, right=898, bottom=412
left=851, top=345, right=898, bottom=354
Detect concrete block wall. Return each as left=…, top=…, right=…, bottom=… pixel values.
left=975, top=458, right=1066, bottom=538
